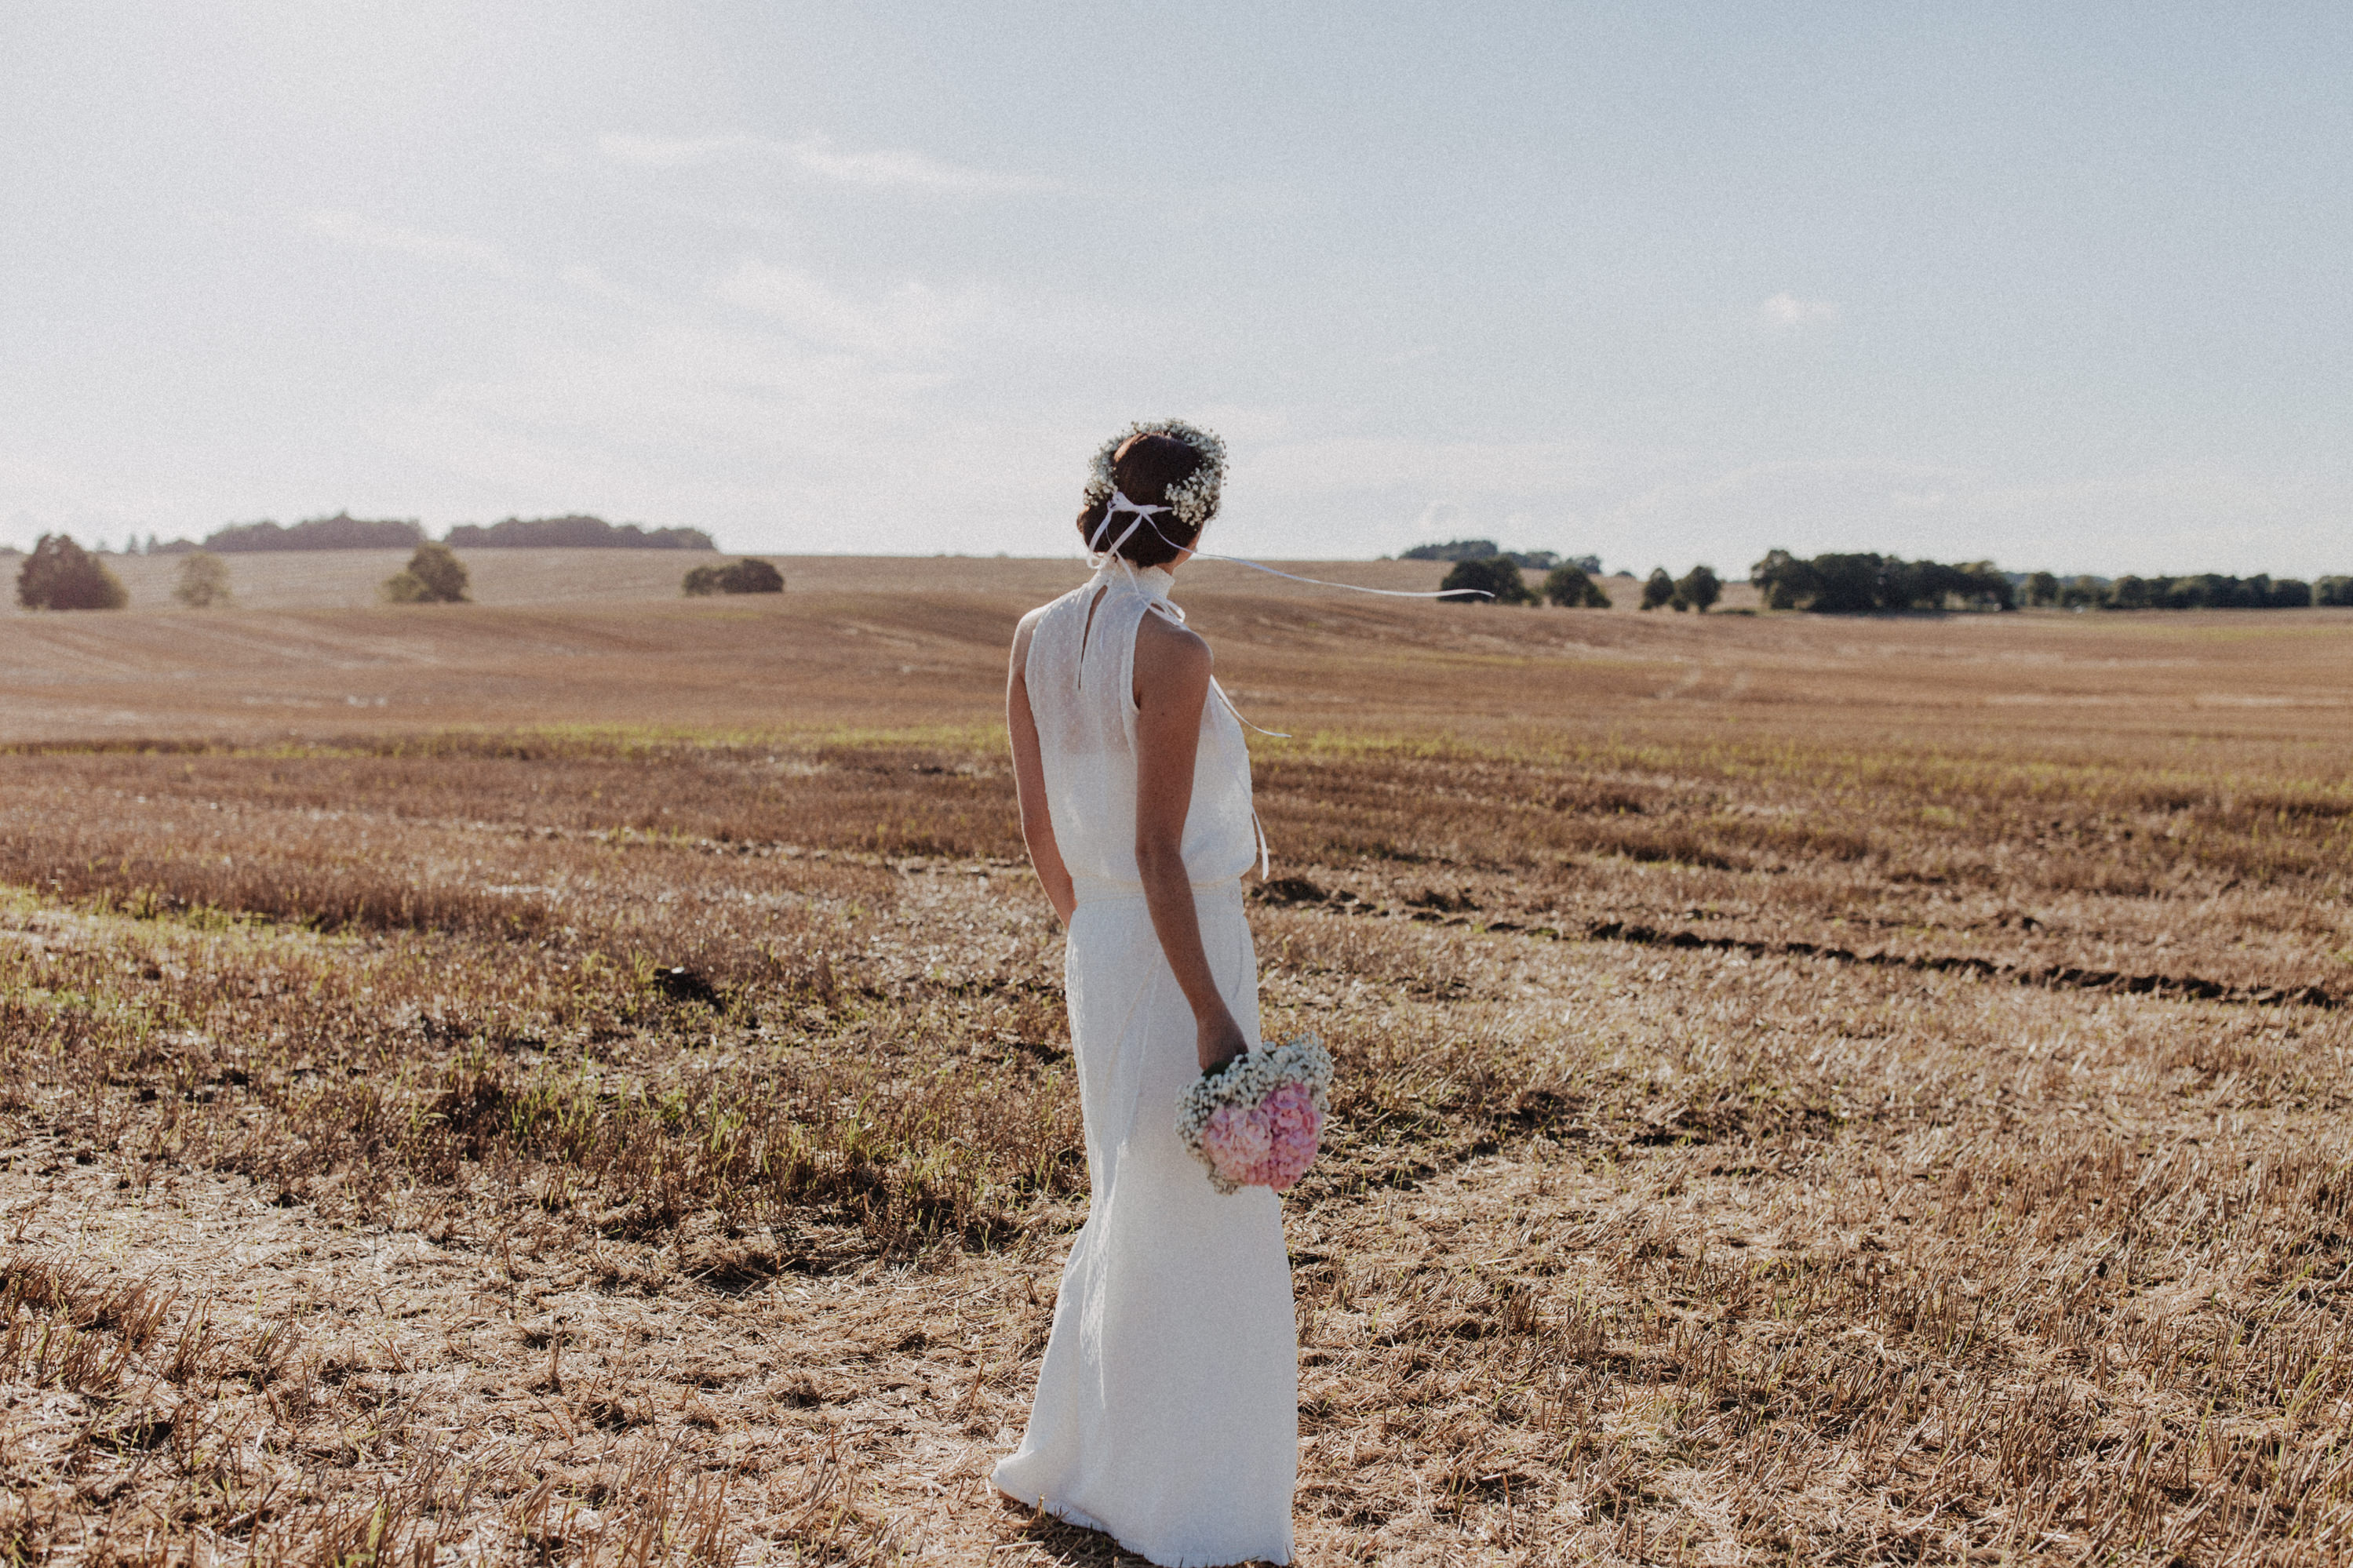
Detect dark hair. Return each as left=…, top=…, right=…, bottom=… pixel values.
left=1076, top=434, right=1205, bottom=568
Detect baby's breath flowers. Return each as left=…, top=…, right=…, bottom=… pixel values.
left=1082, top=420, right=1229, bottom=533
left=1175, top=1035, right=1333, bottom=1195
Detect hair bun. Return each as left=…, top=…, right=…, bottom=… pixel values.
left=1075, top=420, right=1229, bottom=567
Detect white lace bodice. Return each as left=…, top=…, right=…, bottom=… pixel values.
left=1025, top=562, right=1260, bottom=890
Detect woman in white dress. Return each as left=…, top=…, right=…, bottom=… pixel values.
left=993, top=423, right=1298, bottom=1566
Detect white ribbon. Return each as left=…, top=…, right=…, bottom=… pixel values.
left=1087, top=488, right=1167, bottom=562
left=1189, top=551, right=1492, bottom=598
left=1098, top=496, right=1492, bottom=600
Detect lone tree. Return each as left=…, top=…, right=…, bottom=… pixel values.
left=16, top=533, right=128, bottom=610
left=1438, top=556, right=1532, bottom=604
left=173, top=551, right=234, bottom=608
left=1640, top=567, right=1678, bottom=611
left=1543, top=564, right=1612, bottom=607
left=1675, top=564, right=1722, bottom=613
left=381, top=542, right=471, bottom=603
left=683, top=558, right=786, bottom=596
left=2024, top=570, right=2060, bottom=607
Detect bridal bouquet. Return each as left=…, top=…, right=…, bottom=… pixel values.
left=1175, top=1035, right=1335, bottom=1195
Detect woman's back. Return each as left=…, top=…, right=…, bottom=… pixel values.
left=1024, top=562, right=1258, bottom=891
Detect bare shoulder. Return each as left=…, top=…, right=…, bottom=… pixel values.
left=1133, top=608, right=1211, bottom=676
left=1009, top=604, right=1050, bottom=665
left=1131, top=609, right=1211, bottom=711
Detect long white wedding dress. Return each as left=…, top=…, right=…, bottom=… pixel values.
left=993, top=562, right=1298, bottom=1566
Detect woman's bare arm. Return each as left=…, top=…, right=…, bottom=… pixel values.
left=1132, top=611, right=1249, bottom=1073
left=1007, top=611, right=1076, bottom=924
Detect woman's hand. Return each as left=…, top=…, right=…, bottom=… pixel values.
left=1197, top=1012, right=1249, bottom=1075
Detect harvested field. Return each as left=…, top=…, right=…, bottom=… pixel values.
left=3, top=558, right=2351, bottom=1564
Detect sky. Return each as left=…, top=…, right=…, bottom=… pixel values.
left=4, top=2, right=2348, bottom=577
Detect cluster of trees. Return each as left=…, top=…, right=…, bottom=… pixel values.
left=1402, top=538, right=1600, bottom=573
left=381, top=543, right=471, bottom=603
left=1641, top=565, right=1722, bottom=612
left=445, top=515, right=716, bottom=550
left=207, top=513, right=428, bottom=551
left=15, top=535, right=129, bottom=610
left=683, top=558, right=785, bottom=596
left=1750, top=551, right=2016, bottom=613
left=1434, top=554, right=1725, bottom=611
left=1437, top=557, right=1537, bottom=603
left=2020, top=570, right=2343, bottom=610
left=1544, top=564, right=1614, bottom=607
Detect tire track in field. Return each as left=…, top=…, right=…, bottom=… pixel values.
left=1251, top=876, right=2344, bottom=1011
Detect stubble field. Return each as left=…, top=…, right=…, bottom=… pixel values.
left=4, top=557, right=2351, bottom=1566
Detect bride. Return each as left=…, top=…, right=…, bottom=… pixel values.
left=992, top=421, right=1298, bottom=1566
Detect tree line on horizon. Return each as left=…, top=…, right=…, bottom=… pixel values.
left=1419, top=540, right=2352, bottom=614
left=11, top=513, right=718, bottom=558
left=2026, top=569, right=2348, bottom=611
left=1754, top=551, right=2349, bottom=613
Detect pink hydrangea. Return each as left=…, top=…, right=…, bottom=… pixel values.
left=1176, top=1034, right=1335, bottom=1195
left=1199, top=1082, right=1324, bottom=1192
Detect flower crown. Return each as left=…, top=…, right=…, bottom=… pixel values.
left=1081, top=419, right=1229, bottom=536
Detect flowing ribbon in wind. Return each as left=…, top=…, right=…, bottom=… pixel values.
left=1099, top=499, right=1492, bottom=600
left=1186, top=552, right=1492, bottom=598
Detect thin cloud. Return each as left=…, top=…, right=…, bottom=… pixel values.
left=789, top=135, right=1043, bottom=194
left=297, top=210, right=524, bottom=278
left=598, top=133, right=767, bottom=168
left=713, top=260, right=977, bottom=360
left=597, top=132, right=1046, bottom=195
left=1760, top=292, right=1840, bottom=329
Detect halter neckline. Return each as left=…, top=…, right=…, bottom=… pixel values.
left=1090, top=558, right=1177, bottom=603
